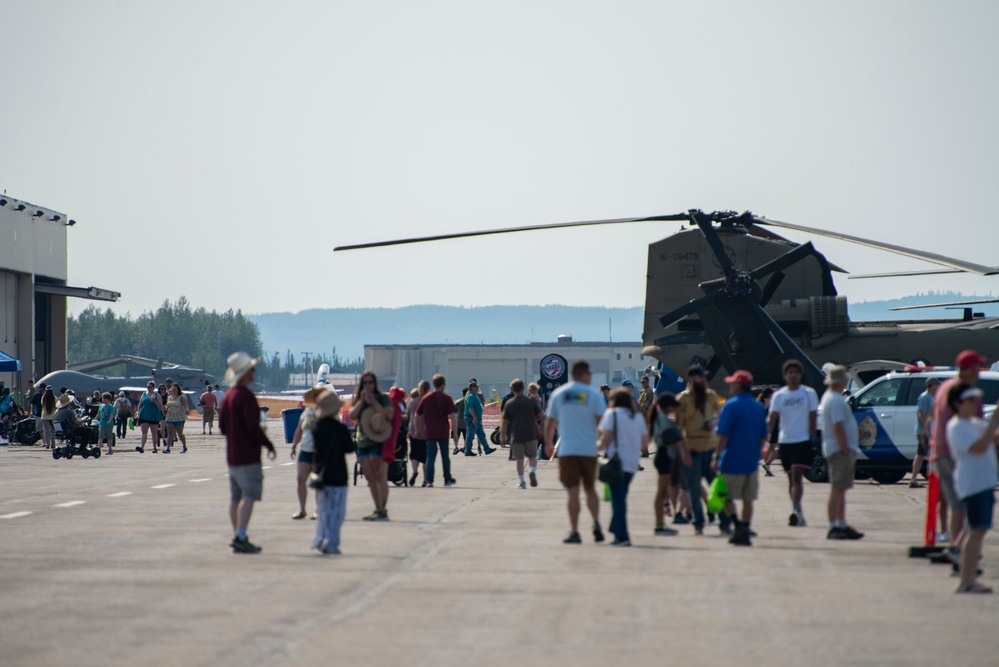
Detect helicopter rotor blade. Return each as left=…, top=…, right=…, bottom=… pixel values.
left=333, top=213, right=692, bottom=251
left=889, top=298, right=999, bottom=311
left=753, top=217, right=999, bottom=276
left=750, top=242, right=816, bottom=281
left=690, top=210, right=736, bottom=276
left=659, top=289, right=726, bottom=329
left=759, top=271, right=785, bottom=307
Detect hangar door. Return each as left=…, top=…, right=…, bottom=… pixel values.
left=447, top=358, right=531, bottom=396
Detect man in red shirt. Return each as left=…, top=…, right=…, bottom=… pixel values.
left=415, top=374, right=459, bottom=487
left=199, top=385, right=218, bottom=435
left=219, top=352, right=276, bottom=554
left=930, top=349, right=987, bottom=562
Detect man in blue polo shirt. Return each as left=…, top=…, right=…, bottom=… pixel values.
left=713, top=370, right=768, bottom=546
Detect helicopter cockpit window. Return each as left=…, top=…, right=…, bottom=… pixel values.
left=856, top=378, right=905, bottom=409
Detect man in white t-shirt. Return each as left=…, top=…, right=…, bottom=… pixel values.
left=819, top=365, right=863, bottom=540
left=544, top=360, right=607, bottom=545
left=768, top=359, right=819, bottom=527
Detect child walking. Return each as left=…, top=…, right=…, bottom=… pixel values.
left=97, top=392, right=116, bottom=455
left=310, top=389, right=356, bottom=555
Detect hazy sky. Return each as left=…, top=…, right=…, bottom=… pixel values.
left=3, top=1, right=997, bottom=319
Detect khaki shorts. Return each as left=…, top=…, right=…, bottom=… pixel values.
left=511, top=440, right=538, bottom=461
left=934, top=456, right=960, bottom=507
left=229, top=463, right=264, bottom=502
left=203, top=407, right=214, bottom=423
left=826, top=450, right=856, bottom=490
left=558, top=456, right=597, bottom=490
left=723, top=471, right=759, bottom=502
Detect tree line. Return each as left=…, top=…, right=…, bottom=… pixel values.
left=68, top=298, right=363, bottom=390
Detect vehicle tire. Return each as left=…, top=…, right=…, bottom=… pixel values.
left=490, top=427, right=501, bottom=445
left=804, top=449, right=828, bottom=483
left=871, top=469, right=906, bottom=485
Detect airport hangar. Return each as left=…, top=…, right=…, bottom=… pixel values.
left=363, top=337, right=658, bottom=398
left=0, top=195, right=119, bottom=386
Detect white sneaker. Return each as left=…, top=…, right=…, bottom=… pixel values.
left=937, top=531, right=951, bottom=543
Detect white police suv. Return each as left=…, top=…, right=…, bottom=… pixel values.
left=808, top=367, right=999, bottom=484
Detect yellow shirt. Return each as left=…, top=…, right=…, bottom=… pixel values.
left=676, top=388, right=721, bottom=452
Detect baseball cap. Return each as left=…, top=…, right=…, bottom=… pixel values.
left=956, top=350, right=987, bottom=369
left=599, top=384, right=610, bottom=391
left=925, top=376, right=941, bottom=388
left=724, top=370, right=754, bottom=386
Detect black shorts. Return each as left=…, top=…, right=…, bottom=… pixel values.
left=779, top=440, right=813, bottom=472
left=916, top=434, right=929, bottom=457
left=654, top=447, right=673, bottom=475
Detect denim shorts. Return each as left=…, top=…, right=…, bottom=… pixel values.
left=356, top=445, right=382, bottom=460
left=297, top=450, right=314, bottom=464
left=166, top=420, right=185, bottom=429
left=963, top=489, right=995, bottom=530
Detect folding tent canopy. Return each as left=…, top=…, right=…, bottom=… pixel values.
left=0, top=350, right=22, bottom=372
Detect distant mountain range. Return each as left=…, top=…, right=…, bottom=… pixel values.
left=247, top=292, right=996, bottom=361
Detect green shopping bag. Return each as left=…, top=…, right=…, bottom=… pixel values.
left=706, top=475, right=728, bottom=513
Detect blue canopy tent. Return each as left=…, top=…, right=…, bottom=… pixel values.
left=1, top=351, right=23, bottom=416
left=0, top=350, right=21, bottom=372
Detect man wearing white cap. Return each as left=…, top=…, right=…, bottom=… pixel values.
left=219, top=352, right=276, bottom=554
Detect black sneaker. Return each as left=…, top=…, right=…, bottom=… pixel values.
left=841, top=525, right=864, bottom=540
left=827, top=527, right=847, bottom=540
left=611, top=537, right=632, bottom=546
left=563, top=531, right=582, bottom=544
left=593, top=522, right=605, bottom=543
left=788, top=512, right=800, bottom=526
left=231, top=536, right=262, bottom=553
left=444, top=479, right=456, bottom=487
left=484, top=448, right=496, bottom=455
left=672, top=514, right=690, bottom=525
left=729, top=530, right=752, bottom=546
left=529, top=471, right=537, bottom=487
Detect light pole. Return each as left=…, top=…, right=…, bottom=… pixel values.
left=301, top=351, right=312, bottom=388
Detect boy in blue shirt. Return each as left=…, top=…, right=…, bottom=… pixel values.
left=713, top=370, right=768, bottom=546
left=97, top=392, right=116, bottom=455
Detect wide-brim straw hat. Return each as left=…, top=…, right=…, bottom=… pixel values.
left=56, top=394, right=74, bottom=408
left=224, top=352, right=262, bottom=384
left=361, top=407, right=392, bottom=442
left=314, top=388, right=344, bottom=419
left=824, top=365, right=849, bottom=386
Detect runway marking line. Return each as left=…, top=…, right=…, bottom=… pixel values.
left=55, top=500, right=86, bottom=508
left=281, top=462, right=295, bottom=467
left=190, top=478, right=211, bottom=483
left=151, top=484, right=175, bottom=489
left=1, top=511, right=32, bottom=519
left=107, top=492, right=133, bottom=497
left=262, top=466, right=272, bottom=470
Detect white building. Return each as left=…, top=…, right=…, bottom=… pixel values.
left=0, top=195, right=118, bottom=383
left=364, top=338, right=651, bottom=398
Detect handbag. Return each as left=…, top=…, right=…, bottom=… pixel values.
left=597, top=412, right=624, bottom=484
left=706, top=474, right=728, bottom=513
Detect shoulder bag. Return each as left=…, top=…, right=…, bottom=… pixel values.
left=598, top=411, right=624, bottom=484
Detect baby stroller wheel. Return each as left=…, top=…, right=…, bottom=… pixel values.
left=80, top=448, right=89, bottom=459
left=64, top=448, right=73, bottom=459
left=92, top=448, right=102, bottom=459
left=53, top=447, right=61, bottom=459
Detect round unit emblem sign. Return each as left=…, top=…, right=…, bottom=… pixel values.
left=540, top=354, right=568, bottom=382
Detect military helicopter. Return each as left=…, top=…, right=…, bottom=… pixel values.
left=334, top=209, right=999, bottom=392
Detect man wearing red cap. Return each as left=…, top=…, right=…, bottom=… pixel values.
left=930, top=350, right=987, bottom=566
left=713, top=370, right=768, bottom=546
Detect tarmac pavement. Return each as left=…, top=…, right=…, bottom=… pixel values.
left=1, top=422, right=997, bottom=667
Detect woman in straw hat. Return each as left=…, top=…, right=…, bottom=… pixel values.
left=348, top=371, right=394, bottom=521
left=310, top=388, right=355, bottom=555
